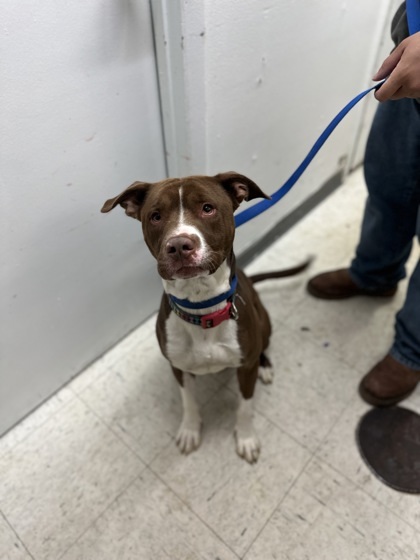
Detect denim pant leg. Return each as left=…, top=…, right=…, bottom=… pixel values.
left=350, top=99, right=420, bottom=291
left=350, top=99, right=420, bottom=369
left=392, top=243, right=420, bottom=370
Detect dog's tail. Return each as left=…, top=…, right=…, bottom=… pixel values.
left=248, top=256, right=313, bottom=284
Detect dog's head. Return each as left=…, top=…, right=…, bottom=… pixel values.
left=101, top=172, right=269, bottom=280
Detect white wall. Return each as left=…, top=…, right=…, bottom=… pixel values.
left=153, top=0, right=393, bottom=253
left=0, top=0, right=166, bottom=434
left=2, top=0, right=395, bottom=433
left=349, top=0, right=401, bottom=169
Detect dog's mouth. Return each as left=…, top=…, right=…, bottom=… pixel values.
left=172, top=265, right=208, bottom=279
left=157, top=259, right=209, bottom=280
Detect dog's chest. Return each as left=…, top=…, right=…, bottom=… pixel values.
left=164, top=313, right=242, bottom=375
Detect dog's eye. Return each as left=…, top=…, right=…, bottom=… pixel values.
left=202, top=204, right=215, bottom=215
left=151, top=211, right=161, bottom=223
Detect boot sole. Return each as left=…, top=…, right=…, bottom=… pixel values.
left=306, top=284, right=397, bottom=300
left=358, top=382, right=417, bottom=408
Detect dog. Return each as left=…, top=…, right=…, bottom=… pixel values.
left=101, top=172, right=309, bottom=463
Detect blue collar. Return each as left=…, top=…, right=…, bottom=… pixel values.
left=168, top=275, right=238, bottom=310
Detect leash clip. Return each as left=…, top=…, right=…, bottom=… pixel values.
left=230, top=296, right=240, bottom=321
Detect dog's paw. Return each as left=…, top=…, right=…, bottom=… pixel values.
left=235, top=432, right=261, bottom=464
left=176, top=422, right=201, bottom=455
left=258, top=365, right=274, bottom=384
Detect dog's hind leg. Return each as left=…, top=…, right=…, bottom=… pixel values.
left=173, top=369, right=202, bottom=455
left=235, top=363, right=260, bottom=463
left=258, top=352, right=274, bottom=384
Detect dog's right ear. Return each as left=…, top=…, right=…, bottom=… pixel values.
left=101, top=181, right=151, bottom=219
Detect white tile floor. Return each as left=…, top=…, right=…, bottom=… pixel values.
left=1, top=168, right=420, bottom=560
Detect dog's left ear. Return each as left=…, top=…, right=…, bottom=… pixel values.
left=215, top=172, right=270, bottom=210
left=101, top=181, right=151, bottom=219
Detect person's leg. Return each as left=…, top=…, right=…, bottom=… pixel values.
left=392, top=232, right=420, bottom=370
left=308, top=99, right=420, bottom=300
left=359, top=212, right=420, bottom=406
left=308, top=99, right=420, bottom=405
left=350, top=99, right=420, bottom=290
left=358, top=100, right=420, bottom=372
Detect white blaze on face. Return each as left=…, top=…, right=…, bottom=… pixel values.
left=169, top=185, right=208, bottom=260
left=161, top=184, right=231, bottom=300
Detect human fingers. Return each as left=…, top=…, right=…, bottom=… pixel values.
left=372, top=42, right=404, bottom=81
left=374, top=34, right=420, bottom=100
left=374, top=72, right=402, bottom=102
left=389, top=87, right=405, bottom=100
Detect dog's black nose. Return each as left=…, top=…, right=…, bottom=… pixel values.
left=166, top=235, right=198, bottom=258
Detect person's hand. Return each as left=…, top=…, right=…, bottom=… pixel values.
left=373, top=31, right=420, bottom=101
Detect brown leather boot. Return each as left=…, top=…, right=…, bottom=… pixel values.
left=359, top=354, right=420, bottom=407
left=307, top=269, right=397, bottom=300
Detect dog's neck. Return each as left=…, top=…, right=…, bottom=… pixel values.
left=162, top=259, right=234, bottom=307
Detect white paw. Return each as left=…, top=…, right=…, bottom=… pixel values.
left=176, top=422, right=201, bottom=455
left=258, top=365, right=274, bottom=384
left=235, top=432, right=261, bottom=464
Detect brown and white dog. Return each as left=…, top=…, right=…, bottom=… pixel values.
left=101, top=172, right=308, bottom=463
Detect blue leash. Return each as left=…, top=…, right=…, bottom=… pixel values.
left=234, top=81, right=383, bottom=228
left=235, top=1, right=420, bottom=229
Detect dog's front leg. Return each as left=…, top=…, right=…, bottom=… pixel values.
left=235, top=363, right=260, bottom=463
left=173, top=368, right=202, bottom=454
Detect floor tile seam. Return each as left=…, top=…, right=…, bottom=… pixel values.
left=250, top=405, right=316, bottom=456
left=0, top=509, right=36, bottom=560
left=66, top=339, right=145, bottom=397
left=338, top=352, right=376, bottom=378
left=0, top=395, right=76, bottom=462
left=273, top=296, right=316, bottom=334
left=146, top=438, right=176, bottom=468
left=274, top=306, right=371, bottom=376
left=67, top=325, right=158, bottom=397
left=309, top=392, right=357, bottom=458
left=223, top=380, right=237, bottom=398
left=268, top=288, right=309, bottom=320
left=287, top=298, right=404, bottom=377
left=145, top=396, right=311, bottom=468
left=252, top=336, right=361, bottom=412
left=144, top=465, right=242, bottom=560
left=341, top=358, right=382, bottom=382
left=226, top=340, right=364, bottom=457
left=201, top=380, right=238, bottom=410
left=0, top=342, right=138, bottom=452
left=143, top=382, right=237, bottom=468
left=222, top=380, right=319, bottom=454
left=254, top=392, right=360, bottom=458
left=66, top=361, right=115, bottom=397
left=313, top=453, right=420, bottom=536
left=56, top=471, right=143, bottom=560
left=160, top=373, right=236, bottom=427
left=74, top=392, right=148, bottom=468
left=73, top=313, right=159, bottom=375
left=220, top=370, right=237, bottom=389
left=241, top=451, right=315, bottom=559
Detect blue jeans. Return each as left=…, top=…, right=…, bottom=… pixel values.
left=350, top=98, right=420, bottom=370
